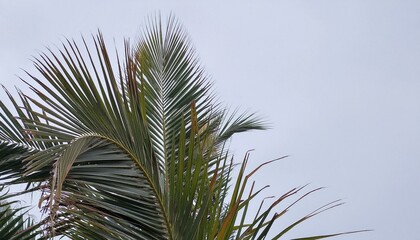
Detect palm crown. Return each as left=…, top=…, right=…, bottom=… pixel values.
left=0, top=16, right=365, bottom=239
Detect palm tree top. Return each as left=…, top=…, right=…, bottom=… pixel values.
left=0, top=15, right=368, bottom=239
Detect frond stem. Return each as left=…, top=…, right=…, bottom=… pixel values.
left=74, top=133, right=174, bottom=240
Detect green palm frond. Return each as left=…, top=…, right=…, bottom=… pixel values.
left=0, top=190, right=45, bottom=240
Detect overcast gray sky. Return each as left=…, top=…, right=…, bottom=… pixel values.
left=1, top=1, right=420, bottom=239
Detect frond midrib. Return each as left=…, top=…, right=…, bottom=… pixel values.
left=75, top=133, right=173, bottom=240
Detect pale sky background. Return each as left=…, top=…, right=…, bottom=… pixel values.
left=1, top=1, right=420, bottom=239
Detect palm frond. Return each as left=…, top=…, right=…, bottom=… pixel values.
left=0, top=190, right=45, bottom=240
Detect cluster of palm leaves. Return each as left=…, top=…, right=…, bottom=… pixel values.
left=0, top=16, right=364, bottom=239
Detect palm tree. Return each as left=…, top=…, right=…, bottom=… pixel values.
left=0, top=16, right=365, bottom=239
